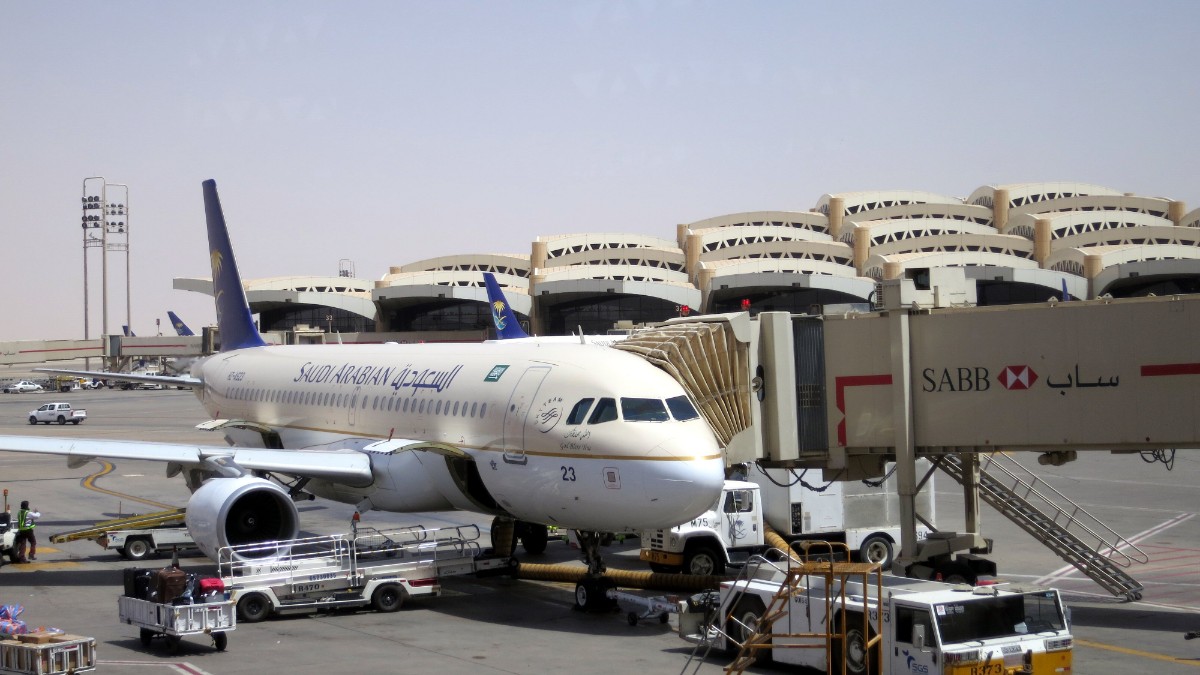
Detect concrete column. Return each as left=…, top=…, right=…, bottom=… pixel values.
left=852, top=225, right=870, bottom=275
left=1084, top=253, right=1104, bottom=299
left=676, top=223, right=689, bottom=249
left=528, top=271, right=546, bottom=336
left=1034, top=218, right=1052, bottom=266
left=993, top=188, right=1010, bottom=232
left=531, top=240, right=548, bottom=270
left=685, top=232, right=703, bottom=285
left=883, top=261, right=904, bottom=280
left=828, top=197, right=845, bottom=240
left=1170, top=200, right=1187, bottom=225
left=697, top=266, right=716, bottom=312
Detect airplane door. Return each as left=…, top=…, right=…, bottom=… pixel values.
left=502, top=366, right=550, bottom=464
left=348, top=386, right=361, bottom=426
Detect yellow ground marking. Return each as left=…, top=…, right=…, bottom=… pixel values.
left=81, top=461, right=177, bottom=510
left=1076, top=638, right=1200, bottom=667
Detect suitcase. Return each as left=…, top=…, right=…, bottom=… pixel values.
left=154, top=567, right=188, bottom=603
left=199, top=577, right=225, bottom=594
left=123, top=568, right=150, bottom=598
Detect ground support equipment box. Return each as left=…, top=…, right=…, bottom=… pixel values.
left=0, top=634, right=96, bottom=675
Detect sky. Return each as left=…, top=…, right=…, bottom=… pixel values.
left=2, top=1, right=1198, bottom=341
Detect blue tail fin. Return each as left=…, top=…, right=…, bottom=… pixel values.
left=167, top=311, right=195, bottom=336
left=203, top=180, right=267, bottom=351
left=482, top=272, right=529, bottom=339
left=122, top=325, right=135, bottom=337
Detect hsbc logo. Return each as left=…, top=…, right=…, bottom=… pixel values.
left=998, top=365, right=1038, bottom=390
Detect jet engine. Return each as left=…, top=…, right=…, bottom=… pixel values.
left=185, top=475, right=300, bottom=560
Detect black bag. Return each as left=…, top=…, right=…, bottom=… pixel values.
left=123, top=568, right=154, bottom=600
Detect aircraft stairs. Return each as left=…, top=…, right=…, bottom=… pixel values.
left=935, top=453, right=1147, bottom=600
left=49, top=507, right=187, bottom=544
left=681, top=545, right=881, bottom=675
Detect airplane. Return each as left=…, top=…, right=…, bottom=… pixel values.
left=2, top=179, right=724, bottom=605
left=168, top=311, right=196, bottom=336
left=122, top=325, right=135, bottom=337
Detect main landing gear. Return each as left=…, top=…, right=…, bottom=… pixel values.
left=573, top=531, right=618, bottom=613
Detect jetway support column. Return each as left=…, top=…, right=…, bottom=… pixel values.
left=962, top=452, right=981, bottom=535
left=887, top=312, right=919, bottom=563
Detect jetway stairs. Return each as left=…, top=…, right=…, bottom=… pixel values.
left=935, top=453, right=1147, bottom=600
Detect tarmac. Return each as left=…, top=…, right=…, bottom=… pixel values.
left=0, top=386, right=1197, bottom=674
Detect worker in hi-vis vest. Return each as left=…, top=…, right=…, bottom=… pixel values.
left=14, top=500, right=40, bottom=563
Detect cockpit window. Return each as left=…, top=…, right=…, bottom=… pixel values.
left=587, top=397, right=618, bottom=424
left=666, top=395, right=700, bottom=421
left=566, top=398, right=595, bottom=425
left=621, top=398, right=669, bottom=422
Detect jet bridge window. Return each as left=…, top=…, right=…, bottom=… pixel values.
left=567, top=398, right=595, bottom=425
left=587, top=397, right=618, bottom=424
left=666, top=395, right=700, bottom=421
left=621, top=398, right=669, bottom=422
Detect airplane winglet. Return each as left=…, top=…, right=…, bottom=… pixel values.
left=482, top=272, right=530, bottom=339
left=203, top=180, right=267, bottom=351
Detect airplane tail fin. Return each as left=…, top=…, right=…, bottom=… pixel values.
left=482, top=272, right=530, bottom=339
left=202, top=180, right=267, bottom=351
left=122, top=325, right=134, bottom=337
left=168, top=311, right=196, bottom=336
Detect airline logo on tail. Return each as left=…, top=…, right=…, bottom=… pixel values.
left=491, top=300, right=509, bottom=331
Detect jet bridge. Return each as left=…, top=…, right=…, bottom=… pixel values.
left=615, top=272, right=1200, bottom=598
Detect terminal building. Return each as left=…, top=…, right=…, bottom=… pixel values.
left=174, top=181, right=1200, bottom=340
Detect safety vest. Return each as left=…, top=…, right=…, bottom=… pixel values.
left=16, top=509, right=35, bottom=531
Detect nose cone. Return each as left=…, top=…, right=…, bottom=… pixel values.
left=642, top=422, right=725, bottom=528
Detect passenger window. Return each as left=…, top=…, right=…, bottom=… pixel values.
left=621, top=398, right=669, bottom=422
left=470, top=402, right=478, bottom=417
left=588, top=398, right=618, bottom=424
left=566, top=398, right=595, bottom=425
left=435, top=400, right=442, bottom=415
left=667, top=395, right=700, bottom=421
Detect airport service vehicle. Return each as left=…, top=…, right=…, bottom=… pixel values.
left=678, top=554, right=1073, bottom=674
left=218, top=524, right=511, bottom=622
left=641, top=463, right=933, bottom=575
left=2, top=381, right=42, bottom=395
left=101, top=527, right=197, bottom=561
left=27, top=403, right=86, bottom=425
left=0, top=633, right=96, bottom=674
left=0, top=513, right=17, bottom=565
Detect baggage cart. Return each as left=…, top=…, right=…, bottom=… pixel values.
left=117, top=596, right=235, bottom=653
left=0, top=634, right=96, bottom=675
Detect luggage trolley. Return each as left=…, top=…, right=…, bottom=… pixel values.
left=118, top=565, right=235, bottom=653
left=117, top=596, right=235, bottom=653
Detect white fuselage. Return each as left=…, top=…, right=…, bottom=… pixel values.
left=195, top=341, right=725, bottom=532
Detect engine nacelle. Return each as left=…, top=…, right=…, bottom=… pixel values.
left=185, top=475, right=300, bottom=560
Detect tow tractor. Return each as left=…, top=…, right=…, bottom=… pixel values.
left=218, top=524, right=513, bottom=622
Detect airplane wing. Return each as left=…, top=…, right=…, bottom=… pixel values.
left=35, top=367, right=202, bottom=389
left=0, top=436, right=374, bottom=487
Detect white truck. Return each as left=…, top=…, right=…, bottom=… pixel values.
left=27, top=403, right=87, bottom=425
left=218, top=524, right=512, bottom=622
left=678, top=557, right=1073, bottom=674
left=641, top=463, right=933, bottom=575
left=100, top=527, right=197, bottom=561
